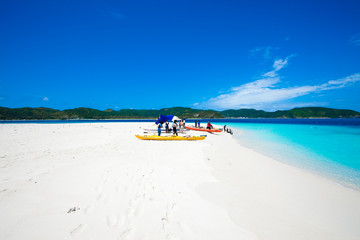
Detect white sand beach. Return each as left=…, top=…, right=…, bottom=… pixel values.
left=1, top=122, right=360, bottom=240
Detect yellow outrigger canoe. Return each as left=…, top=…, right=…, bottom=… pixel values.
left=135, top=134, right=206, bottom=141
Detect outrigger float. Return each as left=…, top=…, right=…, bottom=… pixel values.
left=135, top=135, right=206, bottom=141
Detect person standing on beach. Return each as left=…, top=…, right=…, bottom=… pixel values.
left=157, top=122, right=162, bottom=136
left=195, top=120, right=197, bottom=128
left=198, top=120, right=201, bottom=128
left=165, top=120, right=169, bottom=133
left=172, top=120, right=178, bottom=136
left=179, top=120, right=184, bottom=133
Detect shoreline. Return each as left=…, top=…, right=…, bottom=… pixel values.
left=1, top=117, right=360, bottom=120
left=212, top=122, right=360, bottom=192
left=1, top=122, right=360, bottom=239
left=199, top=126, right=360, bottom=239
left=228, top=126, right=360, bottom=192
left=1, top=118, right=359, bottom=127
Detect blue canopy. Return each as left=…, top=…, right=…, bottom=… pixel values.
left=155, top=114, right=180, bottom=124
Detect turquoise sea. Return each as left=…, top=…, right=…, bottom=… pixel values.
left=212, top=120, right=360, bottom=190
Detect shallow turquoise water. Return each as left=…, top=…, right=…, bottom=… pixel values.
left=217, top=122, right=360, bottom=190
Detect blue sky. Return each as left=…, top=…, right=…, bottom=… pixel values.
left=1, top=0, right=360, bottom=111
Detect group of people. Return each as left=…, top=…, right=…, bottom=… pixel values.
left=157, top=119, right=186, bottom=136
left=223, top=125, right=233, bottom=135
left=157, top=119, right=220, bottom=136
left=194, top=120, right=213, bottom=130
left=194, top=120, right=201, bottom=128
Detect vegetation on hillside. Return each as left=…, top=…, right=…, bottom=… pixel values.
left=0, top=106, right=359, bottom=120
left=0, top=107, right=222, bottom=120
left=221, top=107, right=360, bottom=118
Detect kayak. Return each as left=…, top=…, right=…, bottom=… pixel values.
left=135, top=135, right=206, bottom=141
left=143, top=128, right=190, bottom=132
left=185, top=126, right=222, bottom=133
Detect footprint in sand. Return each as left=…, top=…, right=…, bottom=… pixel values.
left=134, top=204, right=144, bottom=217
left=84, top=204, right=94, bottom=214
left=166, top=234, right=179, bottom=240
left=162, top=203, right=177, bottom=228
left=178, top=223, right=191, bottom=235
left=118, top=228, right=134, bottom=240
left=106, top=215, right=119, bottom=228
left=0, top=189, right=8, bottom=194
left=103, top=196, right=112, bottom=204
left=138, top=234, right=150, bottom=240
left=134, top=194, right=142, bottom=201
left=95, top=185, right=103, bottom=193
left=128, top=199, right=134, bottom=208
left=126, top=207, right=135, bottom=218
left=103, top=176, right=110, bottom=184
left=70, top=224, right=86, bottom=237
left=96, top=193, right=107, bottom=202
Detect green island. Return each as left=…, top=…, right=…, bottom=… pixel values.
left=0, top=106, right=359, bottom=120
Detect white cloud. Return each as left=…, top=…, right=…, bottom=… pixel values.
left=262, top=57, right=289, bottom=77
left=104, top=9, right=126, bottom=20
left=263, top=102, right=328, bottom=111
left=101, top=8, right=126, bottom=21
left=42, top=97, right=49, bottom=101
left=196, top=57, right=360, bottom=111
left=322, top=73, right=360, bottom=89
left=249, top=46, right=273, bottom=59
left=349, top=33, right=360, bottom=46
left=109, top=11, right=126, bottom=20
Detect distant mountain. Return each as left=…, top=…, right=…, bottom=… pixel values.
left=0, top=106, right=359, bottom=120
left=282, top=107, right=360, bottom=118
left=0, top=107, right=222, bottom=120
left=221, top=107, right=360, bottom=118
left=0, top=107, right=62, bottom=120
left=221, top=109, right=269, bottom=118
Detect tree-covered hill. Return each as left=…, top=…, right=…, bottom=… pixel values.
left=0, top=106, right=359, bottom=120
left=0, top=107, right=222, bottom=120
left=221, top=109, right=269, bottom=118
left=221, top=107, right=360, bottom=118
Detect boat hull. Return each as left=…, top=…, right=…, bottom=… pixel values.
left=135, top=135, right=206, bottom=141
left=185, top=126, right=222, bottom=132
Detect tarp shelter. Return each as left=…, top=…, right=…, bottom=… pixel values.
left=155, top=114, right=180, bottom=124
